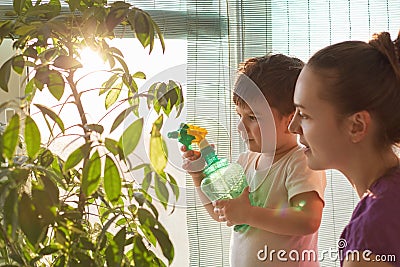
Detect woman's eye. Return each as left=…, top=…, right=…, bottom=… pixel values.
left=298, top=111, right=308, bottom=119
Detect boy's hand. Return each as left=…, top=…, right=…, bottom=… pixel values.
left=213, top=186, right=251, bottom=226
left=181, top=145, right=206, bottom=173
left=180, top=145, right=206, bottom=187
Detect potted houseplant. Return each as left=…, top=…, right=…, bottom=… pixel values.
left=0, top=0, right=183, bottom=266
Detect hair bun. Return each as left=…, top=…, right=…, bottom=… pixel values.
left=369, top=31, right=400, bottom=80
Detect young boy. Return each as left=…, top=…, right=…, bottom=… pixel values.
left=182, top=54, right=326, bottom=266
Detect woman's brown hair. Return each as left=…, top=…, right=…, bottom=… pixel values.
left=308, top=31, right=400, bottom=147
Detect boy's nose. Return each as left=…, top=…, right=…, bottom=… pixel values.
left=237, top=118, right=245, bottom=132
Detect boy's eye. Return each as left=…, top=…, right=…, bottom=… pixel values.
left=249, top=115, right=257, bottom=121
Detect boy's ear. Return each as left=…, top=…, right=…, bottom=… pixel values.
left=284, top=112, right=295, bottom=133
left=347, top=111, right=371, bottom=143
left=288, top=112, right=295, bottom=122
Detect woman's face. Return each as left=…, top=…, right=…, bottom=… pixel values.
left=288, top=65, right=351, bottom=170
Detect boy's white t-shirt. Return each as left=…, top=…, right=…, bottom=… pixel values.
left=230, top=146, right=326, bottom=267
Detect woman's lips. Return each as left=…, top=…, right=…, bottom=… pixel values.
left=299, top=141, right=311, bottom=153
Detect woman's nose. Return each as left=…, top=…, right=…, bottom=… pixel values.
left=288, top=114, right=301, bottom=134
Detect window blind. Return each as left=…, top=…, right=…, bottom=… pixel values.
left=267, top=2, right=399, bottom=266
left=122, top=2, right=235, bottom=266
left=182, top=1, right=400, bottom=266
left=185, top=2, right=234, bottom=266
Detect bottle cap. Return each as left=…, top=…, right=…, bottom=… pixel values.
left=198, top=139, right=210, bottom=150
left=167, top=131, right=179, bottom=138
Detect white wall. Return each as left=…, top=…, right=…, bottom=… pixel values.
left=0, top=39, right=24, bottom=124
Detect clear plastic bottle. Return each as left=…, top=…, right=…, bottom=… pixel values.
left=167, top=123, right=251, bottom=232
left=199, top=140, right=251, bottom=232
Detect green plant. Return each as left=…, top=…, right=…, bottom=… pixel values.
left=0, top=0, right=183, bottom=266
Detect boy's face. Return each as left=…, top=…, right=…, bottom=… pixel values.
left=236, top=104, right=262, bottom=152
left=236, top=102, right=292, bottom=154
left=237, top=103, right=283, bottom=153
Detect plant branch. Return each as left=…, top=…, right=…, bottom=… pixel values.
left=0, top=225, right=29, bottom=266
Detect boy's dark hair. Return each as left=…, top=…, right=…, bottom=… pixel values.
left=233, top=54, right=304, bottom=116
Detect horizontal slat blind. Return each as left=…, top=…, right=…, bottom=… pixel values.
left=186, top=1, right=234, bottom=266
left=267, top=1, right=399, bottom=266
left=271, top=0, right=400, bottom=61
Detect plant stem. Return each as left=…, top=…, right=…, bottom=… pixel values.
left=66, top=65, right=90, bottom=215
left=0, top=225, right=28, bottom=266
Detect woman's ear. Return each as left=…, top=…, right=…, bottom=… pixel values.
left=347, top=110, right=371, bottom=143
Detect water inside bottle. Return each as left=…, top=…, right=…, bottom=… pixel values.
left=201, top=161, right=248, bottom=201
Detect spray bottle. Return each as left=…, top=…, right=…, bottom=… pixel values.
left=168, top=123, right=251, bottom=232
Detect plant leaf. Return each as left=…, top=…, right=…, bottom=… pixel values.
left=108, top=47, right=124, bottom=58
left=63, top=142, right=92, bottom=171
left=67, top=0, right=80, bottom=12
left=110, top=104, right=138, bottom=133
left=38, top=149, right=53, bottom=167
left=105, top=2, right=130, bottom=32
left=82, top=150, right=101, bottom=197
left=53, top=55, right=82, bottom=70
left=105, top=83, right=122, bottom=109
left=4, top=188, right=18, bottom=238
left=35, top=67, right=50, bottom=88
left=48, top=70, right=65, bottom=100
left=24, top=78, right=37, bottom=103
left=104, top=138, right=124, bottom=159
left=166, top=173, right=179, bottom=201
left=13, top=0, right=26, bottom=14
left=34, top=104, right=65, bottom=133
left=118, top=117, right=143, bottom=157
left=39, top=173, right=60, bottom=206
left=132, top=236, right=158, bottom=266
left=12, top=55, right=25, bottom=75
left=0, top=20, right=15, bottom=39
left=96, top=215, right=119, bottom=250
left=106, top=227, right=126, bottom=265
left=154, top=173, right=169, bottom=208
left=0, top=57, right=12, bottom=92
left=137, top=208, right=157, bottom=244
left=153, top=227, right=173, bottom=263
left=85, top=124, right=104, bottom=134
left=104, top=155, right=121, bottom=203
left=3, top=113, right=20, bottom=160
left=135, top=11, right=151, bottom=49
left=113, top=55, right=129, bottom=75
left=39, top=244, right=64, bottom=255
left=149, top=115, right=167, bottom=174
left=100, top=73, right=119, bottom=95
left=25, top=115, right=41, bottom=158
left=132, top=71, right=146, bottom=79
left=152, top=19, right=165, bottom=53
left=18, top=193, right=47, bottom=246
left=141, top=169, right=152, bottom=193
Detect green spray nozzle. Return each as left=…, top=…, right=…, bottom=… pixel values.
left=167, top=123, right=208, bottom=150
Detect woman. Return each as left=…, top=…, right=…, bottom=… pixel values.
left=289, top=31, right=400, bottom=267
